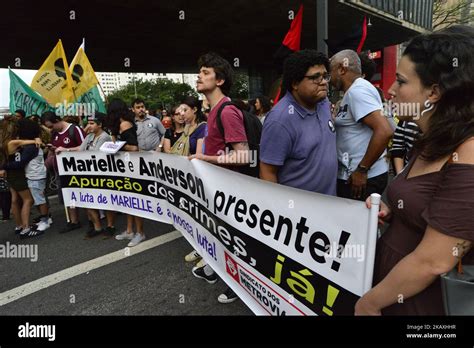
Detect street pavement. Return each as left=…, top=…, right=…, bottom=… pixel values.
left=0, top=196, right=252, bottom=315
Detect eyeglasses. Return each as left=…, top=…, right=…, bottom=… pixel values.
left=304, top=73, right=331, bottom=84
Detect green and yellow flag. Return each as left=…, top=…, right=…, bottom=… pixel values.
left=70, top=40, right=99, bottom=99
left=30, top=39, right=75, bottom=105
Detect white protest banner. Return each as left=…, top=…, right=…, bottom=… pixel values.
left=58, top=151, right=379, bottom=316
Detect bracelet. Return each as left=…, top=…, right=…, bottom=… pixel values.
left=356, top=164, right=369, bottom=174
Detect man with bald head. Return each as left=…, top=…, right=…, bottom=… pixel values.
left=330, top=49, right=393, bottom=201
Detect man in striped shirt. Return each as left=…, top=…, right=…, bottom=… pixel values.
left=390, top=121, right=420, bottom=174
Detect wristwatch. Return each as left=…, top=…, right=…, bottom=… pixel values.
left=356, top=164, right=369, bottom=174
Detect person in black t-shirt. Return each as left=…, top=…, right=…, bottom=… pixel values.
left=157, top=106, right=185, bottom=153
left=104, top=99, right=147, bottom=247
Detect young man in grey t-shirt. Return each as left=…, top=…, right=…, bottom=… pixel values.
left=81, top=114, right=112, bottom=238
left=57, top=114, right=113, bottom=238
left=79, top=122, right=111, bottom=151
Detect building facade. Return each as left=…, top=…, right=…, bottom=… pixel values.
left=96, top=72, right=197, bottom=96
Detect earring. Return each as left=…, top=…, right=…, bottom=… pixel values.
left=420, top=100, right=434, bottom=117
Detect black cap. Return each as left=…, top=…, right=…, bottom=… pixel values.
left=88, top=112, right=106, bottom=125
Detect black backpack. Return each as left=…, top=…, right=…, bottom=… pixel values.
left=67, top=124, right=83, bottom=147
left=216, top=101, right=262, bottom=178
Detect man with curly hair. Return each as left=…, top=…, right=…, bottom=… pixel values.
left=260, top=49, right=338, bottom=196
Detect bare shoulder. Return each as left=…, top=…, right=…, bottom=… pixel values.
left=7, top=140, right=20, bottom=153
left=454, top=137, right=474, bottom=165
left=120, top=121, right=133, bottom=132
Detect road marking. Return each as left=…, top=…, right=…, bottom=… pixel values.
left=0, top=231, right=182, bottom=307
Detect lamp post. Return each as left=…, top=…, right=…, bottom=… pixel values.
left=317, top=0, right=328, bottom=55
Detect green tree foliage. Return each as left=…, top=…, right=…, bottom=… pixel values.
left=107, top=78, right=198, bottom=111
left=229, top=73, right=250, bottom=100
left=433, top=0, right=474, bottom=29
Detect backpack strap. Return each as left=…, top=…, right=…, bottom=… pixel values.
left=68, top=124, right=76, bottom=139
left=68, top=124, right=82, bottom=147
left=216, top=101, right=238, bottom=141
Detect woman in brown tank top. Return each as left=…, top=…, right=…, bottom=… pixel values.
left=355, top=25, right=474, bottom=315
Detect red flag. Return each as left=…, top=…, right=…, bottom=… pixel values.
left=273, top=4, right=304, bottom=105
left=326, top=16, right=368, bottom=56
left=282, top=4, right=303, bottom=51
left=274, top=87, right=282, bottom=105
left=356, top=17, right=368, bottom=53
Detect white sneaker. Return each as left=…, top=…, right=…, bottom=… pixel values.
left=195, top=259, right=206, bottom=268
left=218, top=287, right=239, bottom=304
left=36, top=220, right=50, bottom=232
left=185, top=250, right=201, bottom=262
left=115, top=231, right=135, bottom=241
left=35, top=216, right=53, bottom=225
left=127, top=233, right=145, bottom=247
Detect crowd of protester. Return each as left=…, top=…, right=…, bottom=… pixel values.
left=0, top=24, right=472, bottom=314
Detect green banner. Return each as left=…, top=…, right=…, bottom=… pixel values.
left=76, top=85, right=107, bottom=114
left=9, top=68, right=54, bottom=116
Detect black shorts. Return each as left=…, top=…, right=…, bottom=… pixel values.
left=7, top=169, right=29, bottom=192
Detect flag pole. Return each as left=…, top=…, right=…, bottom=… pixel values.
left=83, top=37, right=108, bottom=106
left=65, top=205, right=71, bottom=223
left=97, top=80, right=109, bottom=105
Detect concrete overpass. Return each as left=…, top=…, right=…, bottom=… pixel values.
left=1, top=0, right=433, bottom=96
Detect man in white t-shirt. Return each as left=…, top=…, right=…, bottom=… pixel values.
left=330, top=50, right=393, bottom=201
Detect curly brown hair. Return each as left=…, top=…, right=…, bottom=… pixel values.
left=405, top=27, right=474, bottom=161
left=0, top=118, right=19, bottom=166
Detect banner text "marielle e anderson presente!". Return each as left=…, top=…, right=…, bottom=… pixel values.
left=58, top=151, right=380, bottom=316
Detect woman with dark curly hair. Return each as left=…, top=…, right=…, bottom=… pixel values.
left=105, top=98, right=138, bottom=152
left=356, top=26, right=474, bottom=315
left=254, top=95, right=272, bottom=123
